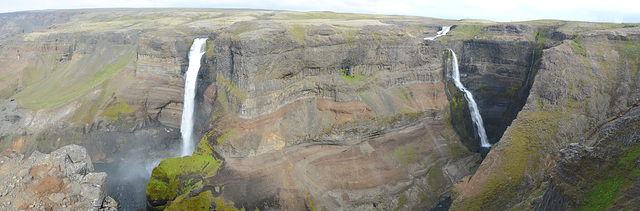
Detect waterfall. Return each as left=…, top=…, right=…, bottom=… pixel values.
left=424, top=26, right=451, bottom=40
left=448, top=49, right=492, bottom=148
left=180, top=38, right=207, bottom=156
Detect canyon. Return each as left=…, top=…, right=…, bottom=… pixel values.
left=0, top=9, right=639, bottom=210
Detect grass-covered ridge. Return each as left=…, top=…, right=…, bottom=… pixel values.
left=20, top=9, right=442, bottom=42
left=13, top=45, right=135, bottom=110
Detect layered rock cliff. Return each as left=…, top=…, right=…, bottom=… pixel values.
left=0, top=9, right=218, bottom=162
left=145, top=15, right=542, bottom=210
left=0, top=9, right=487, bottom=210
left=1, top=9, right=639, bottom=211
left=450, top=22, right=640, bottom=210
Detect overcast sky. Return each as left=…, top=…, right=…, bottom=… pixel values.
left=1, top=0, right=639, bottom=23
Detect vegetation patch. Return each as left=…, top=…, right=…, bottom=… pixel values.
left=427, top=162, right=447, bottom=191
left=205, top=39, right=215, bottom=58
left=165, top=190, right=213, bottom=211
left=14, top=47, right=135, bottom=110
left=452, top=110, right=562, bottom=210
left=390, top=86, right=414, bottom=106
left=0, top=82, right=18, bottom=99
left=445, top=78, right=475, bottom=151
left=216, top=129, right=241, bottom=145
left=616, top=40, right=640, bottom=78
left=341, top=73, right=366, bottom=86
left=279, top=11, right=399, bottom=21
left=340, top=68, right=375, bottom=92
left=443, top=25, right=485, bottom=41
left=342, top=29, right=357, bottom=42
left=504, top=82, right=520, bottom=99
left=582, top=176, right=621, bottom=210
left=0, top=73, right=14, bottom=83
left=305, top=191, right=317, bottom=211
left=570, top=39, right=587, bottom=56
left=288, top=24, right=306, bottom=46
left=100, top=98, right=134, bottom=118
left=217, top=75, right=248, bottom=116
left=145, top=138, right=223, bottom=209
left=579, top=143, right=640, bottom=210
left=386, top=143, right=416, bottom=166
left=213, top=196, right=242, bottom=211
left=231, top=22, right=255, bottom=37
left=394, top=193, right=409, bottom=211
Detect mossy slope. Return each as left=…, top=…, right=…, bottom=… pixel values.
left=451, top=25, right=640, bottom=210
left=146, top=138, right=223, bottom=210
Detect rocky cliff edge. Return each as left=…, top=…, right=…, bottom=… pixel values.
left=0, top=144, right=116, bottom=210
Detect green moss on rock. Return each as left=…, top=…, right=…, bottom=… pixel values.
left=213, top=196, right=242, bottom=211
left=100, top=98, right=134, bottom=118
left=146, top=138, right=223, bottom=209
left=451, top=110, right=562, bottom=210
left=166, top=190, right=213, bottom=211
left=570, top=39, right=587, bottom=56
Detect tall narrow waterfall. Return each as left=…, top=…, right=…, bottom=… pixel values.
left=181, top=38, right=208, bottom=156
left=449, top=49, right=492, bottom=148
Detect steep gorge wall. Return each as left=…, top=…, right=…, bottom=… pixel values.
left=3, top=9, right=637, bottom=211
left=0, top=10, right=490, bottom=210
left=0, top=11, right=223, bottom=162
left=206, top=21, right=449, bottom=152
left=151, top=20, right=484, bottom=210
left=451, top=25, right=640, bottom=210
left=146, top=20, right=553, bottom=210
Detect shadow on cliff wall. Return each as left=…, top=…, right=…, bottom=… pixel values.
left=443, top=26, right=557, bottom=154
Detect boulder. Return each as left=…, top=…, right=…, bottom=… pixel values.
left=0, top=145, right=116, bottom=210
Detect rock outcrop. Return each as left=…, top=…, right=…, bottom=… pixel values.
left=0, top=99, right=25, bottom=137
left=145, top=13, right=544, bottom=211
left=0, top=9, right=489, bottom=210
left=0, top=144, right=116, bottom=210
left=451, top=23, right=640, bottom=210
left=536, top=104, right=640, bottom=210
left=2, top=8, right=639, bottom=211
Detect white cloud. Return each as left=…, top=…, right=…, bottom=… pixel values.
left=1, top=0, right=639, bottom=23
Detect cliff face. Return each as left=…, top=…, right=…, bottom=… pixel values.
left=444, top=24, right=538, bottom=150
left=535, top=104, right=640, bottom=210
left=0, top=9, right=488, bottom=210
left=148, top=14, right=490, bottom=210
left=451, top=24, right=640, bottom=210
left=146, top=16, right=545, bottom=210
left=2, top=9, right=639, bottom=211
left=0, top=10, right=221, bottom=162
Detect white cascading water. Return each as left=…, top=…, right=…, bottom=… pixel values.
left=180, top=38, right=208, bottom=156
left=449, top=49, right=492, bottom=148
left=424, top=26, right=451, bottom=40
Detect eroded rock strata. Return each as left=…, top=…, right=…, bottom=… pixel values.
left=451, top=25, right=640, bottom=210
left=1, top=9, right=639, bottom=210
